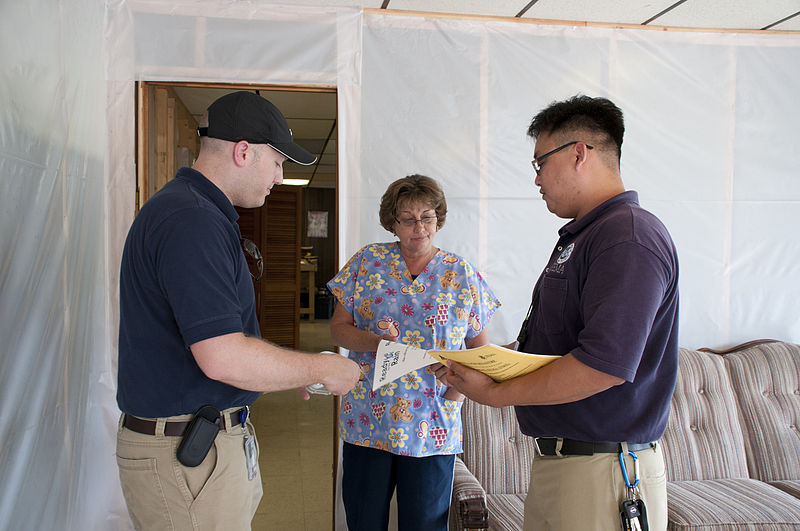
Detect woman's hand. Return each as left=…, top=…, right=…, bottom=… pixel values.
left=431, top=362, right=450, bottom=385
left=442, top=387, right=465, bottom=402
left=431, top=362, right=465, bottom=402
left=444, top=360, right=500, bottom=406
left=378, top=332, right=399, bottom=344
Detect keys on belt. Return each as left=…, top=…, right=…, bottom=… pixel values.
left=619, top=445, right=649, bottom=531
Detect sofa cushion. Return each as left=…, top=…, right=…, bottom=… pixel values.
left=452, top=456, right=486, bottom=502
left=724, top=342, right=800, bottom=484
left=461, top=400, right=536, bottom=495
left=667, top=478, right=800, bottom=530
left=770, top=480, right=800, bottom=499
left=486, top=494, right=526, bottom=531
left=662, top=348, right=750, bottom=481
left=449, top=457, right=489, bottom=531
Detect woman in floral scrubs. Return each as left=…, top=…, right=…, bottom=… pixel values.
left=328, top=174, right=501, bottom=531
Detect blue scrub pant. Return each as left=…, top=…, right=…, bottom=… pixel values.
left=342, top=442, right=455, bottom=531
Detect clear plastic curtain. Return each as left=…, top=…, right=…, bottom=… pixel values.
left=358, top=14, right=800, bottom=349
left=2, top=2, right=800, bottom=530
left=0, top=1, right=121, bottom=530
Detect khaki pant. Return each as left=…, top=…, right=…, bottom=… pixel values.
left=116, top=409, right=263, bottom=531
left=524, top=443, right=667, bottom=531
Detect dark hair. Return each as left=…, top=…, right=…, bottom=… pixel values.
left=379, top=174, right=447, bottom=233
left=527, top=95, right=624, bottom=160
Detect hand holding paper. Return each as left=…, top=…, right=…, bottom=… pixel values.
left=428, top=344, right=559, bottom=381
left=372, top=341, right=559, bottom=390
left=373, top=341, right=437, bottom=391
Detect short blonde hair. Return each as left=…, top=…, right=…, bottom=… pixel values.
left=379, top=174, right=447, bottom=233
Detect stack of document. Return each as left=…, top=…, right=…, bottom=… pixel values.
left=372, top=341, right=559, bottom=390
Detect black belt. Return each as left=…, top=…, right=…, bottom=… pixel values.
left=123, top=408, right=247, bottom=437
left=535, top=437, right=656, bottom=456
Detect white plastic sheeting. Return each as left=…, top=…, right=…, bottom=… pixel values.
left=1, top=1, right=799, bottom=529
left=1, top=1, right=123, bottom=530
left=357, top=15, right=800, bottom=348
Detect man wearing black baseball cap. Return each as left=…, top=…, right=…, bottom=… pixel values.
left=116, top=91, right=360, bottom=530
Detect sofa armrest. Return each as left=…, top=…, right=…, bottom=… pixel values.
left=451, top=456, right=489, bottom=530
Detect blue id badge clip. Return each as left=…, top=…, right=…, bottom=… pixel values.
left=241, top=406, right=258, bottom=481
left=619, top=448, right=648, bottom=531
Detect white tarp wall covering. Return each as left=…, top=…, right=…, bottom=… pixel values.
left=1, top=0, right=798, bottom=529
left=1, top=1, right=124, bottom=530
left=357, top=15, right=800, bottom=348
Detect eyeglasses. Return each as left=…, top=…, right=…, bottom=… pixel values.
left=395, top=216, right=438, bottom=228
left=531, top=141, right=593, bottom=175
left=241, top=238, right=263, bottom=281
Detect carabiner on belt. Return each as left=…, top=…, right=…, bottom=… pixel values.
left=619, top=448, right=640, bottom=490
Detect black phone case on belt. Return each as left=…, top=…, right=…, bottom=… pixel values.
left=176, top=405, right=221, bottom=467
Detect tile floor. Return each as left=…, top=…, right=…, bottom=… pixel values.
left=251, top=319, right=338, bottom=531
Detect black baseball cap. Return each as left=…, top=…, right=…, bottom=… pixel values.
left=197, top=91, right=316, bottom=166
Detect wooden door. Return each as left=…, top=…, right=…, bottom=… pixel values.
left=237, top=186, right=302, bottom=349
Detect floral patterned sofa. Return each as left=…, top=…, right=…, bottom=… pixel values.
left=449, top=340, right=800, bottom=530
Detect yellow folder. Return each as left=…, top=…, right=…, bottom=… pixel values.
left=429, top=344, right=559, bottom=381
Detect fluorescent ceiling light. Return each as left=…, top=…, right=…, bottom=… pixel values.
left=282, top=179, right=309, bottom=186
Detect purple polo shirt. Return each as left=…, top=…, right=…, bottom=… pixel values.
left=515, top=191, right=679, bottom=444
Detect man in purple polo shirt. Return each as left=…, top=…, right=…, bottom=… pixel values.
left=445, top=95, right=678, bottom=531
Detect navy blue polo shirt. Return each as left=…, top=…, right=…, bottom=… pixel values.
left=117, top=167, right=261, bottom=418
left=515, top=191, right=679, bottom=444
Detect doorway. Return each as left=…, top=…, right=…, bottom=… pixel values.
left=136, top=81, right=340, bottom=529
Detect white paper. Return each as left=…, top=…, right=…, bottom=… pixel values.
left=372, top=340, right=438, bottom=390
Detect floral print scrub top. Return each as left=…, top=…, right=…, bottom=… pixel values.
left=327, top=242, right=501, bottom=457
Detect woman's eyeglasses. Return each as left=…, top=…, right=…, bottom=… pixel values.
left=241, top=238, right=263, bottom=281
left=395, top=216, right=437, bottom=228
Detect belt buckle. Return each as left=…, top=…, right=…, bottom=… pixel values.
left=534, top=437, right=565, bottom=457
left=554, top=438, right=564, bottom=457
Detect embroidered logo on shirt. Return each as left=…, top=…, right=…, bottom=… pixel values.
left=556, top=243, right=575, bottom=264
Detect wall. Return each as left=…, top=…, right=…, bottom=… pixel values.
left=302, top=186, right=338, bottom=292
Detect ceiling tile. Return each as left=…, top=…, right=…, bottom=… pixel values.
left=314, top=163, right=337, bottom=173
left=322, top=139, right=337, bottom=157
left=293, top=139, right=327, bottom=156
left=253, top=0, right=381, bottom=7
left=265, top=91, right=337, bottom=119
left=386, top=0, right=530, bottom=18
left=656, top=0, right=800, bottom=30
left=172, top=86, right=234, bottom=120
left=521, top=0, right=677, bottom=26
left=319, top=152, right=336, bottom=165
left=772, top=15, right=800, bottom=30
left=287, top=118, right=335, bottom=140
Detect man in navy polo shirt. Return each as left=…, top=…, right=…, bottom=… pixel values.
left=116, top=91, right=360, bottom=530
left=444, top=95, right=678, bottom=531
